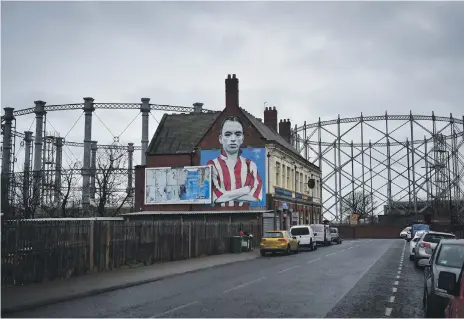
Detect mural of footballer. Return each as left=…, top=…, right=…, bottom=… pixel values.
left=206, top=116, right=263, bottom=207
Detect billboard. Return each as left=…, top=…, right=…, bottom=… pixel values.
left=200, top=148, right=266, bottom=208
left=145, top=166, right=212, bottom=205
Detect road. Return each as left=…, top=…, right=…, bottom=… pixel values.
left=9, top=239, right=425, bottom=318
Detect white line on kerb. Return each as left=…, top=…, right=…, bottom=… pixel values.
left=223, top=277, right=266, bottom=294
left=153, top=301, right=199, bottom=318
left=393, top=281, right=399, bottom=285
left=389, top=296, right=396, bottom=302
left=307, top=257, right=321, bottom=264
left=278, top=265, right=300, bottom=274
left=326, top=252, right=336, bottom=257
left=392, top=287, right=397, bottom=293
left=385, top=307, right=393, bottom=317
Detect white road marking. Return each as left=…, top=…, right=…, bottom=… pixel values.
left=385, top=307, right=393, bottom=316
left=153, top=301, right=199, bottom=317
left=307, top=257, right=321, bottom=264
left=389, top=296, right=396, bottom=302
left=396, top=275, right=400, bottom=279
left=355, top=244, right=360, bottom=247
left=339, top=249, right=346, bottom=252
left=347, top=246, right=354, bottom=250
left=393, top=281, right=399, bottom=285
left=397, top=271, right=401, bottom=275
left=223, top=277, right=266, bottom=294
left=392, top=287, right=397, bottom=293
left=278, top=265, right=300, bottom=274
left=325, top=252, right=336, bottom=257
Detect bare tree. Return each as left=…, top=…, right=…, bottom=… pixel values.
left=44, top=162, right=81, bottom=217
left=342, top=191, right=378, bottom=224
left=11, top=171, right=42, bottom=219
left=94, top=147, right=128, bottom=217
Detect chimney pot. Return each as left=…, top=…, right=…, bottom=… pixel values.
left=278, top=117, right=292, bottom=143
left=264, top=104, right=278, bottom=132
left=232, top=74, right=236, bottom=78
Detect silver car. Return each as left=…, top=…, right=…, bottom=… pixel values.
left=409, top=230, right=427, bottom=261
left=420, top=239, right=464, bottom=317
left=414, top=231, right=456, bottom=267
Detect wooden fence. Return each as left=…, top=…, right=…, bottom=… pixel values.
left=1, top=219, right=261, bottom=287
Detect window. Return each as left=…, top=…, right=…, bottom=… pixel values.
left=290, top=168, right=294, bottom=190
left=300, top=173, right=304, bottom=193
left=282, top=165, right=286, bottom=188
left=275, top=161, right=280, bottom=187
left=436, top=244, right=464, bottom=268
left=287, top=166, right=290, bottom=189
left=263, top=232, right=283, bottom=238
left=291, top=227, right=310, bottom=236
left=423, top=233, right=456, bottom=244
left=304, top=174, right=308, bottom=193
left=295, top=171, right=299, bottom=192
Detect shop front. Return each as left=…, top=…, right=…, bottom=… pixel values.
left=270, top=187, right=321, bottom=230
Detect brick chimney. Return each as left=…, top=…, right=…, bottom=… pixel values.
left=279, top=119, right=291, bottom=143
left=264, top=106, right=278, bottom=132
left=192, top=102, right=203, bottom=113
left=225, top=74, right=239, bottom=109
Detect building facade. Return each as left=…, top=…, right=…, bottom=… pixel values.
left=133, top=74, right=322, bottom=227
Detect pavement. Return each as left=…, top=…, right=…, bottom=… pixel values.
left=3, top=239, right=427, bottom=318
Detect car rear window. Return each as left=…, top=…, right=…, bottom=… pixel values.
left=436, top=244, right=464, bottom=268
left=263, top=232, right=283, bottom=238
left=311, top=225, right=323, bottom=232
left=291, top=227, right=310, bottom=236
left=423, top=233, right=456, bottom=244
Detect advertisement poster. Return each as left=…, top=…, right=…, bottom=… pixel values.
left=145, top=166, right=212, bottom=205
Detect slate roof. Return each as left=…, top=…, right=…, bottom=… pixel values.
left=146, top=112, right=220, bottom=155
left=147, top=108, right=320, bottom=171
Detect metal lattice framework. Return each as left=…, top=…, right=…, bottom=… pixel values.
left=291, top=112, right=464, bottom=224
left=1, top=99, right=214, bottom=217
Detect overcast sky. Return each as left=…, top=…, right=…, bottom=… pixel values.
left=2, top=1, right=464, bottom=217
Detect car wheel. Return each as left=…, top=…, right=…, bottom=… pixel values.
left=286, top=245, right=291, bottom=255
left=314, top=243, right=318, bottom=250
left=260, top=250, right=266, bottom=257
left=414, top=257, right=420, bottom=268
left=409, top=255, right=414, bottom=261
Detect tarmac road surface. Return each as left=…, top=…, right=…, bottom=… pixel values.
left=8, top=239, right=425, bottom=318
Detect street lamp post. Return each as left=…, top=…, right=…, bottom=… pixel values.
left=294, top=163, right=297, bottom=226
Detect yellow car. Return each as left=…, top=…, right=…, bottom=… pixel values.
left=260, top=230, right=300, bottom=256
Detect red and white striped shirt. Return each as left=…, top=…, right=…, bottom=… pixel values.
left=207, top=149, right=263, bottom=207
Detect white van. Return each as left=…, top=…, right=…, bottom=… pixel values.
left=290, top=225, right=317, bottom=251
left=310, top=224, right=331, bottom=246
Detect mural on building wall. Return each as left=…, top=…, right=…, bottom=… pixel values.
left=200, top=115, right=266, bottom=208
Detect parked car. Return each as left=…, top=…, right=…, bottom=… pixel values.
left=401, top=226, right=411, bottom=239
left=414, top=231, right=456, bottom=267
left=260, top=230, right=300, bottom=256
left=409, top=230, right=428, bottom=261
left=310, top=223, right=331, bottom=246
left=290, top=225, right=317, bottom=251
left=444, top=261, right=464, bottom=318
left=420, top=239, right=464, bottom=317
left=330, top=227, right=342, bottom=244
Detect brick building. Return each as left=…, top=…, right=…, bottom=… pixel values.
left=132, top=74, right=322, bottom=228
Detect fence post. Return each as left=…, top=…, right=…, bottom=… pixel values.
left=89, top=220, right=94, bottom=271
left=105, top=222, right=110, bottom=269
left=188, top=222, right=191, bottom=259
